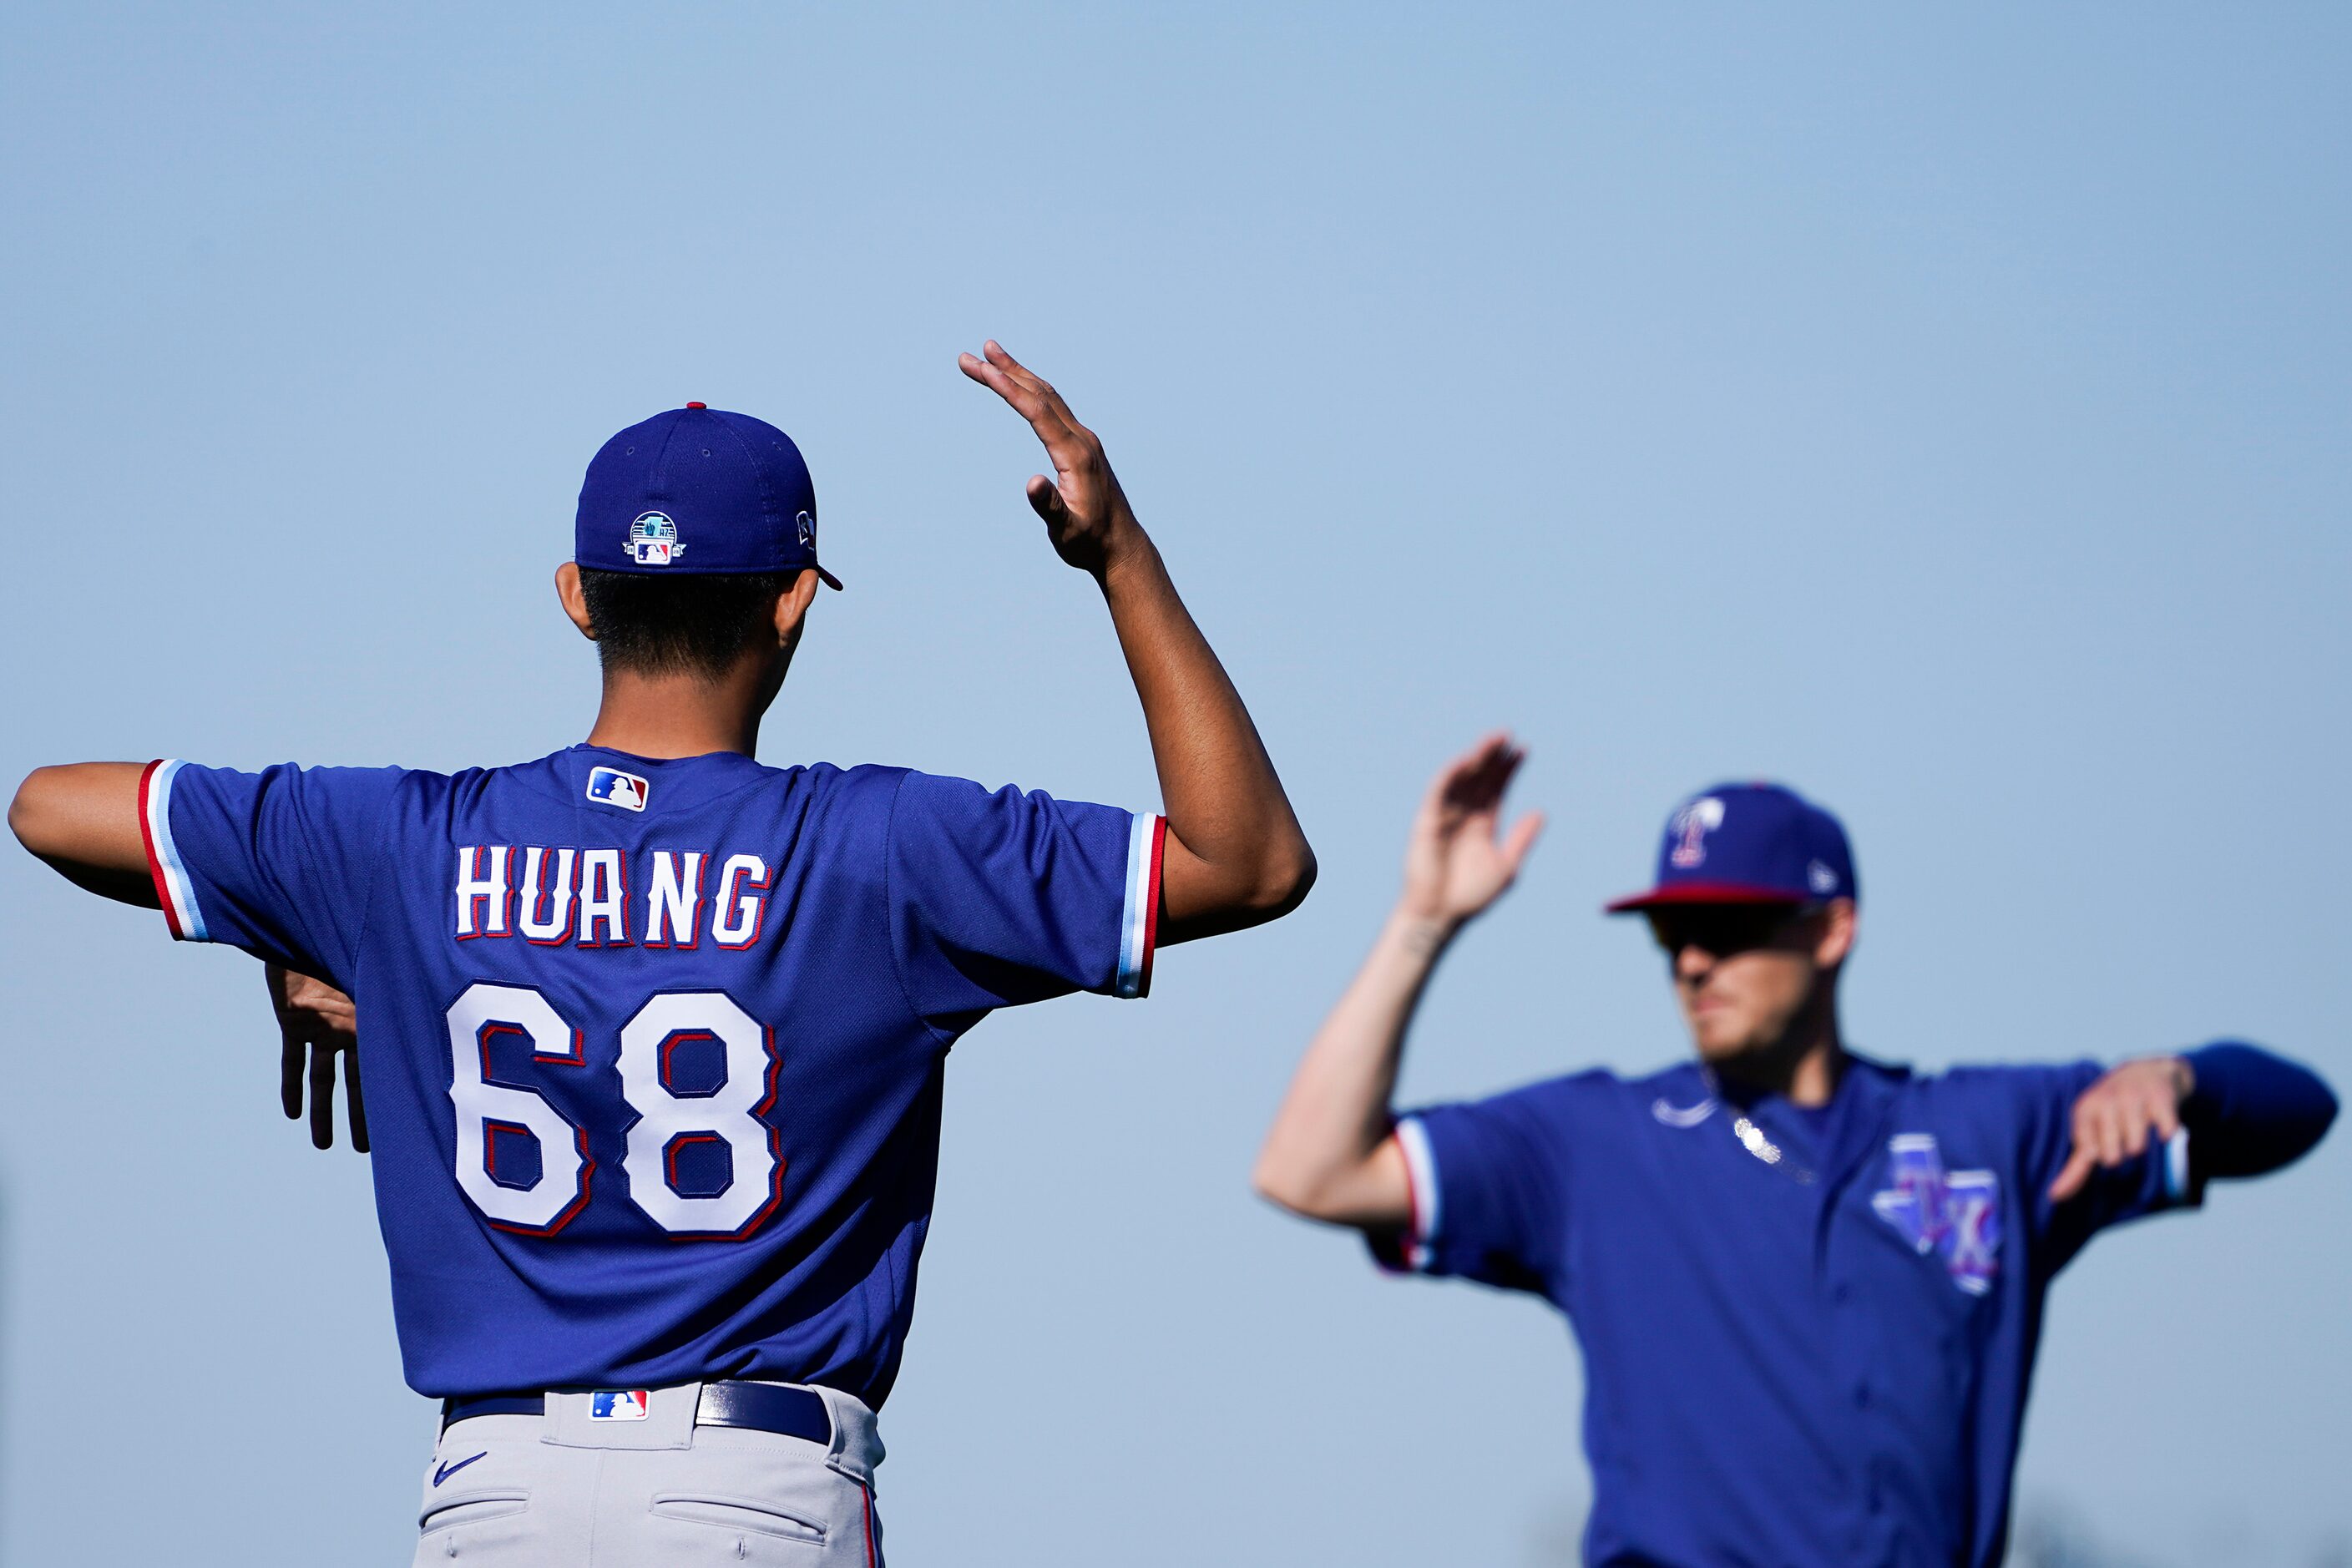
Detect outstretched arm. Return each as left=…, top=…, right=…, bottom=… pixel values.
left=1253, top=736, right=1542, bottom=1227
left=10, top=761, right=155, bottom=905
left=959, top=341, right=1313, bottom=942
left=16, top=765, right=369, bottom=1152
left=2049, top=1043, right=2337, bottom=1201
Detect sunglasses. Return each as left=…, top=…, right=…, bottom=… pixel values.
left=1644, top=903, right=1813, bottom=959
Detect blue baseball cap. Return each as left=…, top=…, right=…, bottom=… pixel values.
left=575, top=403, right=842, bottom=589
left=1606, top=782, right=1858, bottom=913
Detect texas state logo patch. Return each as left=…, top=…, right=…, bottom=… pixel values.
left=1870, top=1133, right=2002, bottom=1296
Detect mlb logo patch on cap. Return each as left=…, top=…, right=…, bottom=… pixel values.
left=586, top=766, right=649, bottom=812
left=627, top=511, right=683, bottom=567
left=589, top=1389, right=651, bottom=1422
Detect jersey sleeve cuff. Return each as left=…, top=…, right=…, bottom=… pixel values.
left=1394, top=1115, right=1442, bottom=1272
left=1113, top=812, right=1166, bottom=999
left=2162, top=1127, right=2192, bottom=1204
left=138, top=759, right=210, bottom=942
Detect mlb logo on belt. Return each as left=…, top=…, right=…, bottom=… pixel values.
left=586, top=766, right=649, bottom=812
left=589, top=1389, right=651, bottom=1421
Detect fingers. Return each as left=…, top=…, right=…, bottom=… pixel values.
left=2053, top=1065, right=2183, bottom=1201
left=1025, top=474, right=1069, bottom=527
left=1449, top=739, right=1525, bottom=817
left=2094, top=1097, right=2123, bottom=1169
left=2048, top=1146, right=2097, bottom=1201
left=959, top=342, right=1080, bottom=444
left=281, top=1036, right=305, bottom=1120
left=1422, top=735, right=1530, bottom=860
left=983, top=340, right=1080, bottom=427
left=1424, top=734, right=1504, bottom=807
left=1438, top=732, right=1517, bottom=798
left=1419, top=738, right=1495, bottom=828
left=345, top=1045, right=370, bottom=1156
left=1501, top=811, right=1547, bottom=874
left=2120, top=1086, right=2156, bottom=1159
left=2123, top=1076, right=2181, bottom=1153
left=309, top=1044, right=336, bottom=1150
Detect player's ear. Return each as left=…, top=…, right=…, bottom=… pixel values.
left=556, top=563, right=597, bottom=641
left=771, top=569, right=820, bottom=645
left=1813, top=899, right=1857, bottom=969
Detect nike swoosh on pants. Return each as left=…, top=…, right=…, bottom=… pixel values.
left=433, top=1452, right=488, bottom=1486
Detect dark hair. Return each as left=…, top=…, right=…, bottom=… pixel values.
left=577, top=568, right=797, bottom=680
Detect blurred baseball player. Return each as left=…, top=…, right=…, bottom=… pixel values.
left=12, top=342, right=1315, bottom=1565
left=1254, top=734, right=2334, bottom=1568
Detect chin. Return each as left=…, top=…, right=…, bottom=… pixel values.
left=1691, top=1023, right=1765, bottom=1061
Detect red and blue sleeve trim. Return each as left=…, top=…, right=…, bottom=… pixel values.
left=1114, top=812, right=1166, bottom=999
left=1394, top=1115, right=1441, bottom=1272
left=137, top=759, right=210, bottom=942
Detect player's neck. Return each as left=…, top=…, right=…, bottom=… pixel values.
left=1712, top=1003, right=1845, bottom=1108
left=584, top=667, right=774, bottom=760
left=1778, top=1032, right=1844, bottom=1108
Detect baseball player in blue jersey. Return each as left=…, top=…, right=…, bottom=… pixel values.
left=12, top=342, right=1315, bottom=1565
left=1254, top=735, right=2334, bottom=1568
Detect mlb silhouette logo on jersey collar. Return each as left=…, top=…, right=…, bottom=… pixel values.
left=586, top=766, right=649, bottom=812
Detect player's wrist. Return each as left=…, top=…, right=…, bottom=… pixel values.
left=1388, top=903, right=1461, bottom=957
left=1090, top=513, right=1154, bottom=584
left=2165, top=1054, right=2195, bottom=1103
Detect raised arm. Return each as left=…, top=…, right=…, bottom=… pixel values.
left=1252, top=736, right=1543, bottom=1227
left=10, top=761, right=156, bottom=905
left=959, top=341, right=1313, bottom=941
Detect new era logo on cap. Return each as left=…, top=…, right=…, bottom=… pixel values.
left=1606, top=781, right=1857, bottom=913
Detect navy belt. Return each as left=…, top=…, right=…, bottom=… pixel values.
left=442, top=1382, right=832, bottom=1447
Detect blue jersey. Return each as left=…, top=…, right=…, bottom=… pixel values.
left=138, top=746, right=1166, bottom=1405
left=1383, top=1046, right=2334, bottom=1568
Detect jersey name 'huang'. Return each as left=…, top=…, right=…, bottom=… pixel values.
left=453, top=846, right=770, bottom=948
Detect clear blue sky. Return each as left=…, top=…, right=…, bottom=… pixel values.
left=3, top=5, right=2345, bottom=1565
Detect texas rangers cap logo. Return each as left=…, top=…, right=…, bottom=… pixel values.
left=1668, top=797, right=1726, bottom=867
left=589, top=1389, right=651, bottom=1421
left=585, top=766, right=649, bottom=812
left=626, top=511, right=685, bottom=566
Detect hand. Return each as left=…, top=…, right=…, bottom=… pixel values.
left=958, top=341, right=1141, bottom=575
left=268, top=964, right=367, bottom=1153
left=1399, top=734, right=1545, bottom=931
left=2047, top=1055, right=2193, bottom=1201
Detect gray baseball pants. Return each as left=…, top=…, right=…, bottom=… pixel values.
left=412, top=1382, right=884, bottom=1565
